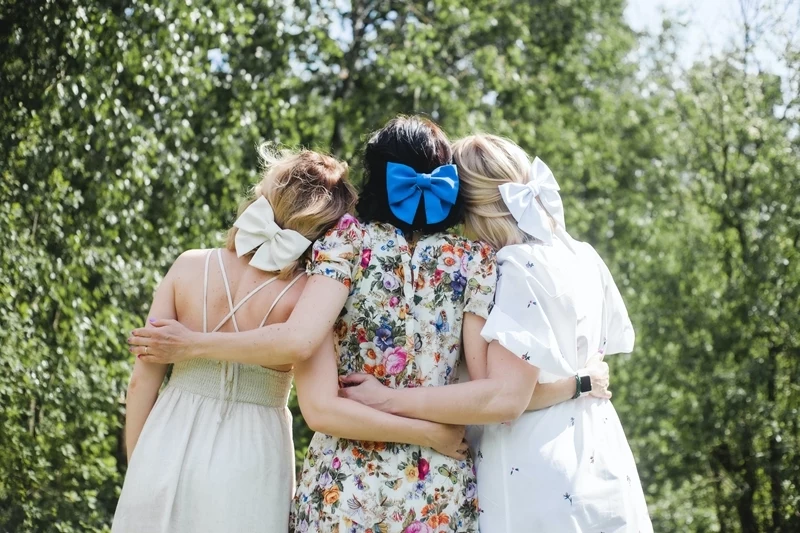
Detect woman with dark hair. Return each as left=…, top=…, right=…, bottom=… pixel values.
left=129, top=116, right=538, bottom=532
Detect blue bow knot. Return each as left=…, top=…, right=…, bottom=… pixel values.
left=386, top=162, right=459, bottom=225
left=416, top=174, right=433, bottom=190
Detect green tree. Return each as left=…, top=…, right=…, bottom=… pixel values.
left=614, top=6, right=800, bottom=530
left=0, top=0, right=312, bottom=529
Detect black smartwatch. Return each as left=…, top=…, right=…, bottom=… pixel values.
left=580, top=374, right=592, bottom=394
left=573, top=373, right=592, bottom=399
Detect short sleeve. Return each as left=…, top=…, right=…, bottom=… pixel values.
left=463, top=241, right=497, bottom=320
left=307, top=214, right=365, bottom=288
left=480, top=252, right=575, bottom=377
left=594, top=250, right=635, bottom=355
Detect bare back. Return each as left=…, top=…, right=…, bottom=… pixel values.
left=169, top=248, right=307, bottom=372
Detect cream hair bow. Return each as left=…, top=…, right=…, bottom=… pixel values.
left=498, top=157, right=566, bottom=245
left=234, top=196, right=312, bottom=271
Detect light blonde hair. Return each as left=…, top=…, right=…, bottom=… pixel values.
left=451, top=134, right=533, bottom=249
left=226, top=144, right=357, bottom=279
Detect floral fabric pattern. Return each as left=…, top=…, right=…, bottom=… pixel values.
left=293, top=214, right=496, bottom=533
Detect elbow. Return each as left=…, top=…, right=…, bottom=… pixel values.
left=126, top=374, right=144, bottom=398
left=492, top=383, right=534, bottom=422
left=299, top=402, right=335, bottom=435
left=282, top=331, right=317, bottom=363
left=497, top=400, right=527, bottom=423
left=293, top=341, right=315, bottom=363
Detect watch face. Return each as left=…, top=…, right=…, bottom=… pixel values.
left=580, top=374, right=592, bottom=393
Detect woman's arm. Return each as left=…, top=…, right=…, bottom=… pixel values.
left=526, top=379, right=576, bottom=411
left=131, top=274, right=348, bottom=366
left=341, top=315, right=539, bottom=425
left=462, top=312, right=489, bottom=380
left=295, top=332, right=467, bottom=459
left=124, top=267, right=176, bottom=462
left=527, top=353, right=612, bottom=410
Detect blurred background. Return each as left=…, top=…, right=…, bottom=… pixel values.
left=1, top=0, right=799, bottom=531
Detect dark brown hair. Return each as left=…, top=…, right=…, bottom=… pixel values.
left=356, top=115, right=465, bottom=234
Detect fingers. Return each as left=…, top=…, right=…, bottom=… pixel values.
left=128, top=336, right=153, bottom=348
left=446, top=449, right=467, bottom=460
left=590, top=387, right=612, bottom=400
left=339, top=373, right=371, bottom=386
left=131, top=327, right=152, bottom=338
left=148, top=318, right=178, bottom=327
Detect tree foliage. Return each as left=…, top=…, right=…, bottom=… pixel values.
left=1, top=0, right=798, bottom=531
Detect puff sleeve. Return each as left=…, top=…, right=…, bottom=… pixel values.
left=306, top=214, right=365, bottom=288
left=463, top=241, right=498, bottom=320
left=594, top=251, right=635, bottom=355
left=480, top=250, right=575, bottom=377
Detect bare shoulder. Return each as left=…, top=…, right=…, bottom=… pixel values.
left=282, top=273, right=309, bottom=308
left=176, top=248, right=212, bottom=262
left=165, top=248, right=212, bottom=280
left=266, top=272, right=309, bottom=325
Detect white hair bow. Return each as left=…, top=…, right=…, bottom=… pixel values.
left=234, top=196, right=312, bottom=272
left=498, top=157, right=566, bottom=245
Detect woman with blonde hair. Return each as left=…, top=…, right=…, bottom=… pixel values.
left=454, top=134, right=653, bottom=532
left=114, top=145, right=466, bottom=533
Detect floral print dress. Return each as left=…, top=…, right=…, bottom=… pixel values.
left=293, top=215, right=496, bottom=533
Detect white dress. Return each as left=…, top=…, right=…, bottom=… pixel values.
left=473, top=228, right=653, bottom=533
left=113, top=249, right=300, bottom=533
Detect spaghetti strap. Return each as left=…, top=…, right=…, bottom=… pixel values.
left=259, top=272, right=305, bottom=327
left=202, top=250, right=213, bottom=333
left=205, top=249, right=301, bottom=332
left=216, top=249, right=240, bottom=332
left=210, top=276, right=280, bottom=333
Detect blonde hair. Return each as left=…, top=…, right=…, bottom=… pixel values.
left=226, top=144, right=357, bottom=279
left=452, top=134, right=538, bottom=249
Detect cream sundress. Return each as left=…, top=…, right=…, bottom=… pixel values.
left=292, top=215, right=497, bottom=533
left=113, top=249, right=300, bottom=533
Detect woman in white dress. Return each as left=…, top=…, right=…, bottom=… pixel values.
left=339, top=134, right=653, bottom=532
left=453, top=135, right=653, bottom=532
left=114, top=147, right=465, bottom=533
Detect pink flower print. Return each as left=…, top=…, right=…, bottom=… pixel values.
left=389, top=296, right=400, bottom=308
left=383, top=346, right=408, bottom=375
left=336, top=213, right=358, bottom=230
left=460, top=252, right=470, bottom=276
left=332, top=457, right=341, bottom=470
left=418, top=458, right=430, bottom=480
left=360, top=248, right=372, bottom=269
left=404, top=522, right=433, bottom=533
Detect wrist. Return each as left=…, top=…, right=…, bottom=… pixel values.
left=572, top=374, right=581, bottom=399
left=420, top=421, right=442, bottom=448
left=192, top=331, right=213, bottom=359
left=382, top=389, right=402, bottom=416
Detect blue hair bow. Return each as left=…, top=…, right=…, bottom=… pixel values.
left=386, top=162, right=459, bottom=225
